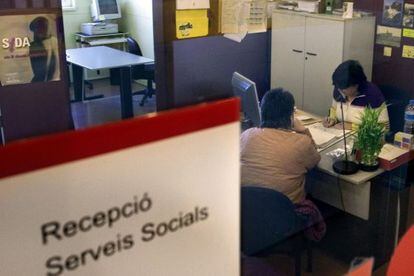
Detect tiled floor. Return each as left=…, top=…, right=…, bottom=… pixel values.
left=70, top=79, right=156, bottom=129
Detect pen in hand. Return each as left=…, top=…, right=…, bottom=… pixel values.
left=323, top=109, right=335, bottom=128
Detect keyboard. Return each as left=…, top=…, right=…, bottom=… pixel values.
left=87, top=37, right=127, bottom=46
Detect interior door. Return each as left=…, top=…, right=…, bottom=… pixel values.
left=303, top=17, right=344, bottom=116
left=271, top=12, right=305, bottom=108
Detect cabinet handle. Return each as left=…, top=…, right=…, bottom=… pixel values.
left=306, top=52, right=317, bottom=56
left=292, top=49, right=303, bottom=53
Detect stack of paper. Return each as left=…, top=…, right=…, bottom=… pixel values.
left=296, top=115, right=320, bottom=125
left=306, top=123, right=350, bottom=148
left=379, top=144, right=409, bottom=161
left=378, top=143, right=412, bottom=170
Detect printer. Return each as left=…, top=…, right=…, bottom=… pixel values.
left=81, top=23, right=119, bottom=35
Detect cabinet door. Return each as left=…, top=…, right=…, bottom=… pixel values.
left=271, top=13, right=306, bottom=108
left=303, top=18, right=344, bottom=116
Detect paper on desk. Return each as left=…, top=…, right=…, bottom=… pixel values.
left=297, top=115, right=312, bottom=121
left=378, top=144, right=409, bottom=161
left=308, top=128, right=338, bottom=148
left=307, top=123, right=351, bottom=148
left=308, top=123, right=351, bottom=138
left=176, top=0, right=209, bottom=10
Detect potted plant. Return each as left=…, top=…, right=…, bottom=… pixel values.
left=353, top=106, right=386, bottom=171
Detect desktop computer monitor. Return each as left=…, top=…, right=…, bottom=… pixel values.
left=91, top=0, right=121, bottom=21
left=231, top=72, right=261, bottom=127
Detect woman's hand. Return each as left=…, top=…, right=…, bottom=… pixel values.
left=323, top=117, right=336, bottom=128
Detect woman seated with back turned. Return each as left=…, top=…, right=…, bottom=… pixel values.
left=241, top=88, right=325, bottom=241
left=323, top=60, right=389, bottom=130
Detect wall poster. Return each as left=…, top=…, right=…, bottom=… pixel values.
left=376, top=25, right=402, bottom=47
left=402, top=44, right=414, bottom=58
left=382, top=0, right=404, bottom=27
left=403, top=3, right=414, bottom=28
left=0, top=14, right=60, bottom=87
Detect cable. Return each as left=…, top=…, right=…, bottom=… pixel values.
left=336, top=176, right=346, bottom=212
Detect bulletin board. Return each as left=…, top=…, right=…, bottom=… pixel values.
left=355, top=0, right=414, bottom=98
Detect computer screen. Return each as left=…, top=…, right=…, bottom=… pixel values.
left=91, top=0, right=121, bottom=21
left=231, top=72, right=261, bottom=128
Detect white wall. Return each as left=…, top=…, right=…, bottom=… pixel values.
left=120, top=0, right=154, bottom=59
left=62, top=0, right=92, bottom=49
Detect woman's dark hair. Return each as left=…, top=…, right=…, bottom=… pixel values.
left=29, top=16, right=48, bottom=32
left=332, top=60, right=367, bottom=89
left=260, top=88, right=295, bottom=129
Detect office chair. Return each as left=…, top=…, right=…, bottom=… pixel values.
left=127, top=37, right=155, bottom=106
left=379, top=85, right=409, bottom=140
left=241, top=186, right=312, bottom=276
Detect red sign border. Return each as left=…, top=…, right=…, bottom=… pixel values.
left=0, top=98, right=239, bottom=179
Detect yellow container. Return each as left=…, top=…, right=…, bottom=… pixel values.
left=176, top=10, right=208, bottom=39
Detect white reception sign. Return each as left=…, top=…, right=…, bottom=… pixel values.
left=0, top=99, right=240, bottom=276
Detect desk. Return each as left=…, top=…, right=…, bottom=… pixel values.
left=294, top=109, right=384, bottom=218
left=66, top=46, right=153, bottom=119
left=318, top=137, right=385, bottom=185
left=309, top=136, right=385, bottom=220
left=296, top=110, right=411, bottom=267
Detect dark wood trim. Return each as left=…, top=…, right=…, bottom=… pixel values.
left=0, top=8, right=60, bottom=15
left=153, top=0, right=175, bottom=111
left=153, top=0, right=222, bottom=111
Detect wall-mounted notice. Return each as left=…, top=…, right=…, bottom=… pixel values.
left=382, top=0, right=404, bottom=27
left=403, top=28, right=414, bottom=38
left=176, top=10, right=209, bottom=39
left=376, top=25, right=402, bottom=47
left=403, top=3, right=414, bottom=28
left=384, top=46, right=393, bottom=57
left=176, top=0, right=210, bottom=10
left=247, top=0, right=267, bottom=33
left=0, top=99, right=240, bottom=276
left=0, top=14, right=60, bottom=86
left=221, top=0, right=249, bottom=34
left=402, top=45, right=414, bottom=58
left=221, top=0, right=268, bottom=42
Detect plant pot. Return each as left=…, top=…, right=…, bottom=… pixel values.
left=359, top=160, right=380, bottom=172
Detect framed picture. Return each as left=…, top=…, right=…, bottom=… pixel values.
left=61, top=0, right=76, bottom=11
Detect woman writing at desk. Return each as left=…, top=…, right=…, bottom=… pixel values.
left=241, top=88, right=325, bottom=241
left=323, top=60, right=389, bottom=130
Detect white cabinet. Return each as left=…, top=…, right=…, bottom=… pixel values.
left=271, top=10, right=375, bottom=116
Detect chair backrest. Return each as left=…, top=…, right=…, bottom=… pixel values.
left=126, top=37, right=143, bottom=56
left=241, top=186, right=300, bottom=256
left=379, top=85, right=409, bottom=133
